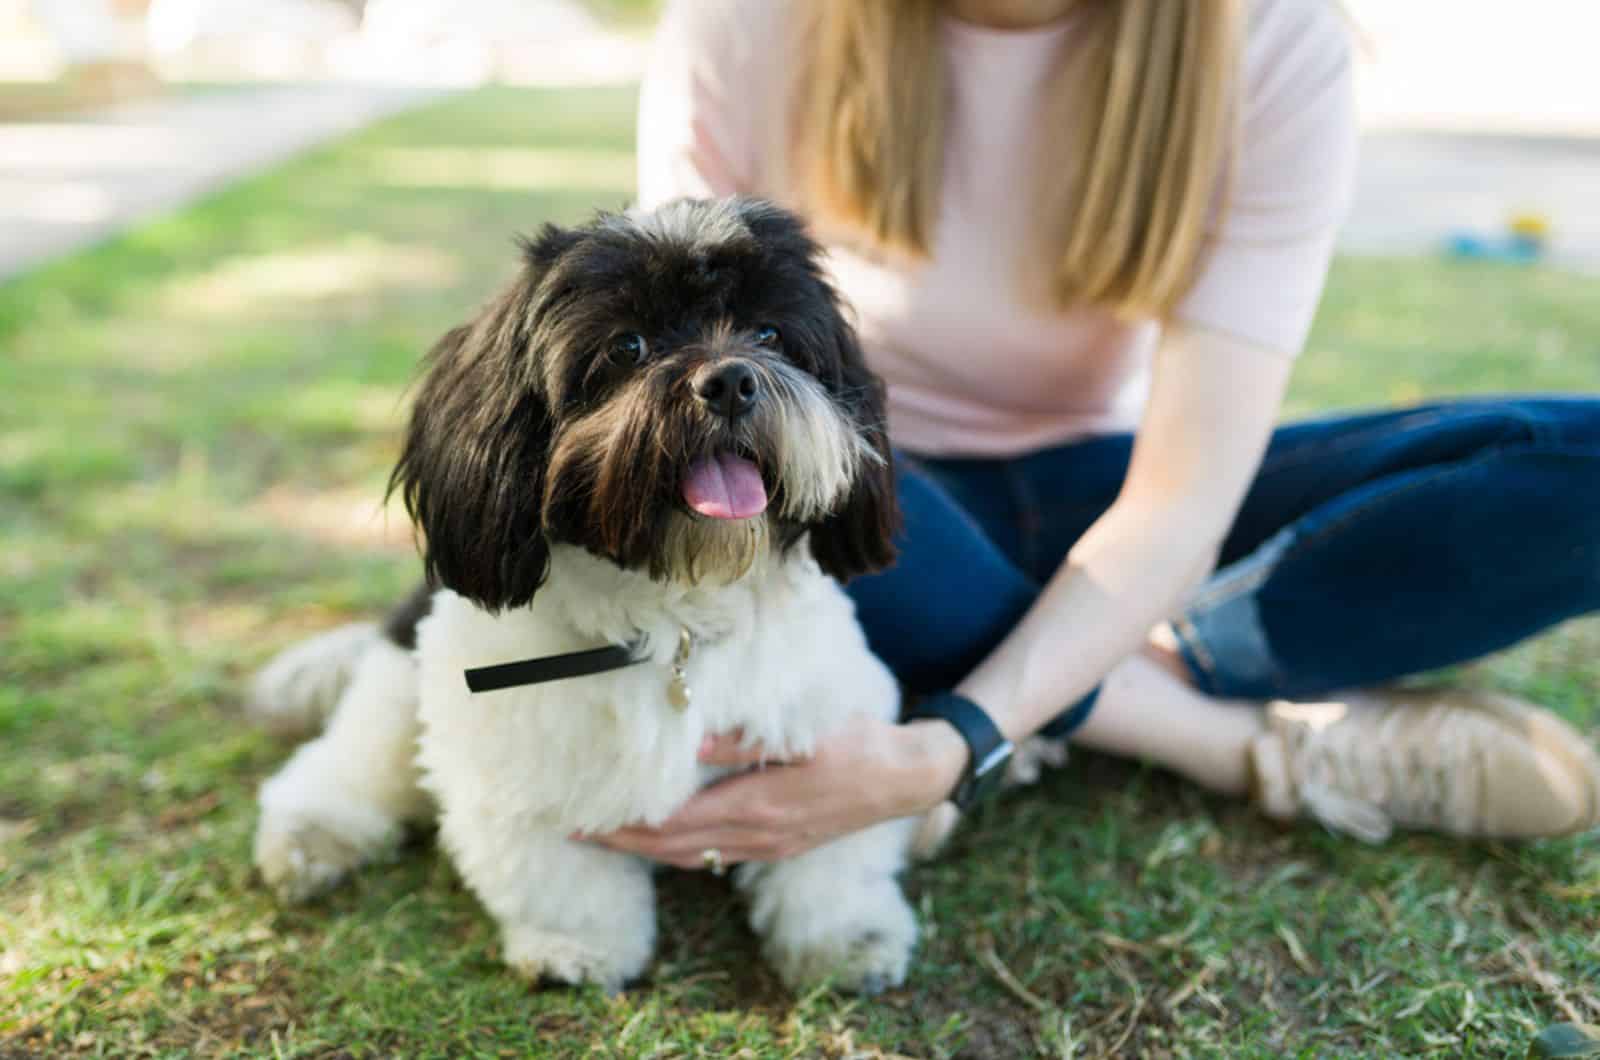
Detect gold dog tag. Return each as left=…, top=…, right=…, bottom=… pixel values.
left=667, top=627, right=692, bottom=711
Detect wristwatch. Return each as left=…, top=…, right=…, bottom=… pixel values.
left=904, top=692, right=1014, bottom=811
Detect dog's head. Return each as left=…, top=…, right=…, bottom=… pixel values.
left=390, top=198, right=898, bottom=611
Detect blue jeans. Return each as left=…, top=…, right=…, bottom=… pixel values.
left=846, top=396, right=1600, bottom=737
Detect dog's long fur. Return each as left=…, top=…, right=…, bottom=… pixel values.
left=251, top=199, right=919, bottom=994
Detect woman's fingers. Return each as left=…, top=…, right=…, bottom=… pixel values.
left=582, top=769, right=803, bottom=867
left=577, top=722, right=898, bottom=870
left=697, top=728, right=802, bottom=769
left=587, top=823, right=789, bottom=868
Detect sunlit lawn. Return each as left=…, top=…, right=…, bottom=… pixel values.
left=2, top=85, right=1597, bottom=1058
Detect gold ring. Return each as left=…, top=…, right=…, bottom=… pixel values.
left=701, top=847, right=725, bottom=876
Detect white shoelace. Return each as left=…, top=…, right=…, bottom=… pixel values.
left=1279, top=701, right=1482, bottom=843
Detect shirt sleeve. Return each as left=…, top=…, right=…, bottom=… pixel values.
left=636, top=0, right=762, bottom=208
left=1172, top=0, right=1359, bottom=355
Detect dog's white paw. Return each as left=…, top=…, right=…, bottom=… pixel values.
left=910, top=801, right=961, bottom=861
left=503, top=928, right=648, bottom=994
left=761, top=877, right=917, bottom=995
left=1006, top=734, right=1069, bottom=787
left=254, top=805, right=399, bottom=903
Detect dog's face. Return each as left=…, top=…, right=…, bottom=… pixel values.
left=391, top=198, right=898, bottom=611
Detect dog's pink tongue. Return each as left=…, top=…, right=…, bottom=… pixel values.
left=682, top=453, right=768, bottom=519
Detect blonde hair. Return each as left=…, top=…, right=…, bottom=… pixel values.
left=790, top=0, right=1244, bottom=320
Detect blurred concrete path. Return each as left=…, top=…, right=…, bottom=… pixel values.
left=1342, top=0, right=1599, bottom=268
left=1344, top=131, right=1600, bottom=270
left=4, top=78, right=1595, bottom=280
left=0, top=82, right=446, bottom=279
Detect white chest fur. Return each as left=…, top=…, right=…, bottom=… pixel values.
left=412, top=545, right=899, bottom=834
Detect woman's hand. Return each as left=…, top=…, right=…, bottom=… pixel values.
left=582, top=716, right=968, bottom=869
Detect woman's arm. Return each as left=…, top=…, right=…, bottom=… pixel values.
left=588, top=322, right=1294, bottom=868
left=955, top=322, right=1293, bottom=743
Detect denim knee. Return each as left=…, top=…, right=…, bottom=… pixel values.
left=1486, top=396, right=1600, bottom=450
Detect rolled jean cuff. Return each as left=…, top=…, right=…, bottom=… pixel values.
left=1168, top=525, right=1296, bottom=700
left=1173, top=601, right=1284, bottom=700
left=1039, top=685, right=1100, bottom=739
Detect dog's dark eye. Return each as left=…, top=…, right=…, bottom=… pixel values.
left=754, top=326, right=781, bottom=350
left=611, top=333, right=648, bottom=363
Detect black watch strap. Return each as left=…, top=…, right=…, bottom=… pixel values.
left=904, top=692, right=1014, bottom=811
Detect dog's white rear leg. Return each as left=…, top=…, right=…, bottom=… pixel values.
left=440, top=815, right=656, bottom=994
left=255, top=637, right=429, bottom=901
left=247, top=621, right=379, bottom=737
left=741, top=815, right=918, bottom=995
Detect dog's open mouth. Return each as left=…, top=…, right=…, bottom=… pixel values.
left=681, top=451, right=768, bottom=520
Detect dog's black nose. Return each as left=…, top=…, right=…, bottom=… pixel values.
left=693, top=361, right=761, bottom=420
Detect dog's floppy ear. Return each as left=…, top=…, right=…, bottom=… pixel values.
left=808, top=313, right=900, bottom=582
left=389, top=230, right=575, bottom=611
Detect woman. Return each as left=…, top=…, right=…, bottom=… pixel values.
left=593, top=0, right=1600, bottom=868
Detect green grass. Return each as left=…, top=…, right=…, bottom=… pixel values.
left=2, top=85, right=1596, bottom=1058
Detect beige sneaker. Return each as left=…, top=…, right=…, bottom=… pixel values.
left=1250, top=689, right=1600, bottom=843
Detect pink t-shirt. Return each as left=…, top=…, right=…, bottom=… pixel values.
left=637, top=0, right=1358, bottom=456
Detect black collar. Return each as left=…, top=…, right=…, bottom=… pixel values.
left=463, top=637, right=647, bottom=694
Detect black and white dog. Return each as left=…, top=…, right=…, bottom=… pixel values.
left=249, top=199, right=920, bottom=994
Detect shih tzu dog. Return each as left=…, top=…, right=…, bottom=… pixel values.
left=249, top=198, right=919, bottom=995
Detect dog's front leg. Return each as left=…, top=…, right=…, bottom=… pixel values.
left=439, top=810, right=656, bottom=993
left=255, top=637, right=431, bottom=902
left=740, top=815, right=918, bottom=995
